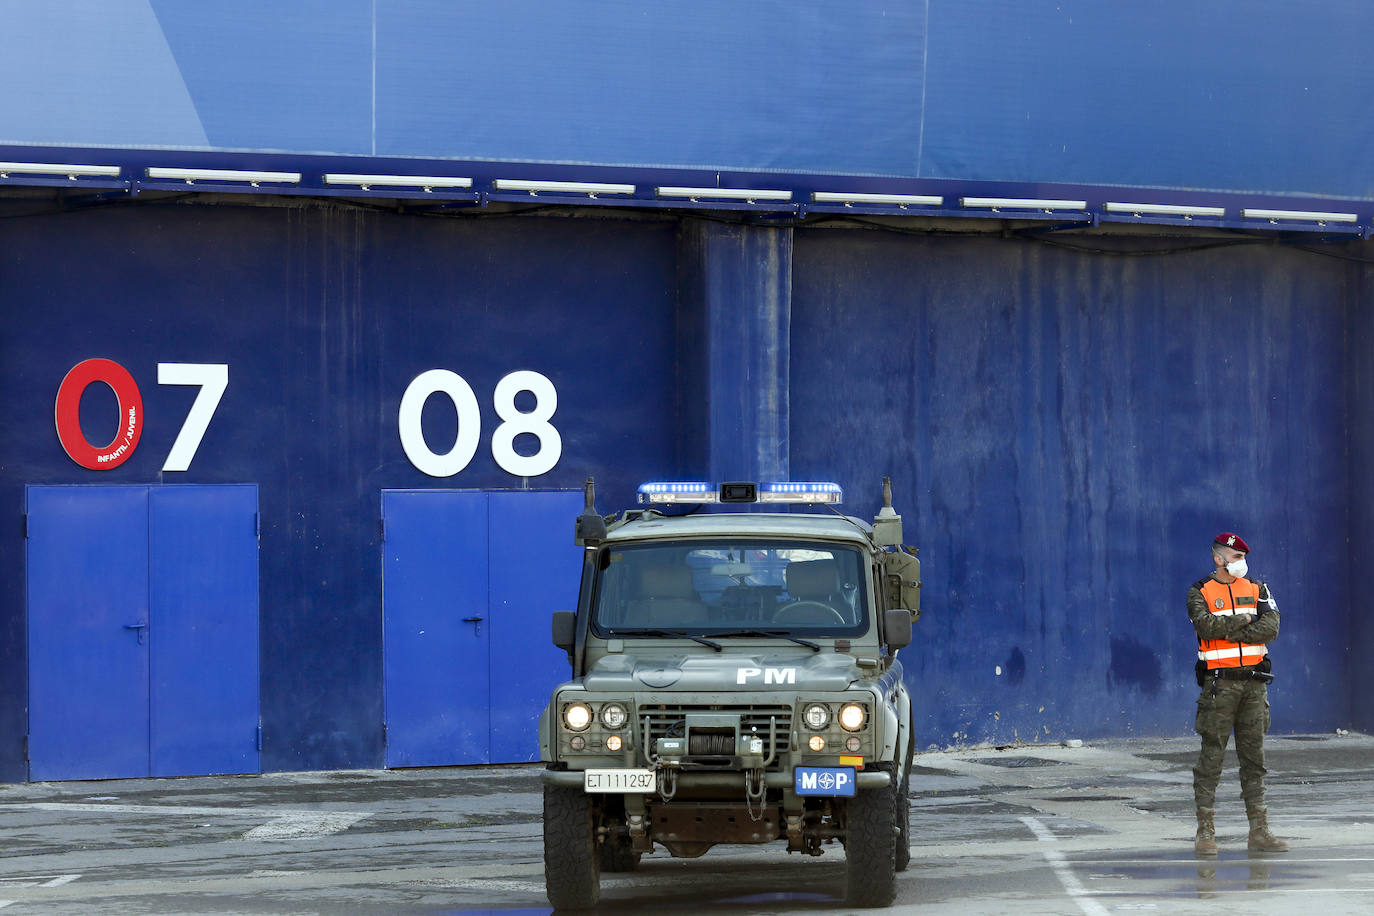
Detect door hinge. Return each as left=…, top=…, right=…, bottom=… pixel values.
left=378, top=518, right=385, bottom=542
left=382, top=722, right=388, bottom=746
left=255, top=512, right=261, bottom=539
left=256, top=725, right=264, bottom=752
left=23, top=734, right=29, bottom=761
left=22, top=514, right=29, bottom=539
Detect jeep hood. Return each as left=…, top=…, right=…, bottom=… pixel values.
left=582, top=650, right=862, bottom=692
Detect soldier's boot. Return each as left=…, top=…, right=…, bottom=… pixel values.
left=1246, top=807, right=1289, bottom=853
left=1194, top=807, right=1218, bottom=857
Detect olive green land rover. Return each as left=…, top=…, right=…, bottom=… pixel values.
left=540, top=479, right=922, bottom=909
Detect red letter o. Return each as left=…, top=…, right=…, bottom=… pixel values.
left=54, top=359, right=144, bottom=470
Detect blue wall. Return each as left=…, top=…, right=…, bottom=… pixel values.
left=790, top=229, right=1355, bottom=746
left=1352, top=270, right=1374, bottom=734
left=2, top=199, right=1367, bottom=779
left=0, top=204, right=683, bottom=779
left=4, top=2, right=1374, bottom=199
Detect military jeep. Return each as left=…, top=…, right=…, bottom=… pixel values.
left=539, top=479, right=922, bottom=909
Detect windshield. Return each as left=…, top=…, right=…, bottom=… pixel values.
left=590, top=540, right=869, bottom=637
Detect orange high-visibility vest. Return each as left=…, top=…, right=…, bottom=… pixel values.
left=1197, top=576, right=1268, bottom=669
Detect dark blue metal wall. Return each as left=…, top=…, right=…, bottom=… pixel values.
left=2, top=201, right=1368, bottom=780
left=675, top=221, right=792, bottom=483
left=1352, top=268, right=1374, bottom=734
left=790, top=230, right=1356, bottom=746
left=0, top=204, right=683, bottom=781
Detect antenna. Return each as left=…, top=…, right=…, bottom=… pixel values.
left=872, top=477, right=903, bottom=547
left=574, top=477, right=607, bottom=546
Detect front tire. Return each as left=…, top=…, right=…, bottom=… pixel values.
left=896, top=704, right=915, bottom=872
left=895, top=782, right=911, bottom=872
left=543, top=784, right=600, bottom=910
left=844, top=786, right=897, bottom=907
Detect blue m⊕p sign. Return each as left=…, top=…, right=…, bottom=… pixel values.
left=794, top=766, right=856, bottom=796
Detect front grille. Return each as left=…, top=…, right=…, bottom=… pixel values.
left=639, top=704, right=792, bottom=767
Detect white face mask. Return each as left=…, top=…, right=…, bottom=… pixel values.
left=1225, top=557, right=1248, bottom=579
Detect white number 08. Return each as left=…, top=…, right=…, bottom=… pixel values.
left=398, top=369, right=562, bottom=478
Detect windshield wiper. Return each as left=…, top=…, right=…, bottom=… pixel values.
left=615, top=629, right=722, bottom=652
left=704, top=629, right=821, bottom=652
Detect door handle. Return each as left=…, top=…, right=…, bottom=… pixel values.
left=124, top=623, right=148, bottom=645
left=462, top=616, right=484, bottom=636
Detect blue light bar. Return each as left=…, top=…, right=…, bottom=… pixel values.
left=637, top=481, right=843, bottom=505
left=638, top=482, right=718, bottom=504
left=758, top=482, right=843, bottom=504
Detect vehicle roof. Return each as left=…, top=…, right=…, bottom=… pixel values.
left=605, top=511, right=875, bottom=545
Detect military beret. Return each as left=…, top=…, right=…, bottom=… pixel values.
left=1214, top=531, right=1250, bottom=554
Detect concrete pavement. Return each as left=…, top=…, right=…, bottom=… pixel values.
left=0, top=732, right=1370, bottom=914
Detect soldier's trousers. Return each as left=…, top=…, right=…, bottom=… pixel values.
left=1193, top=678, right=1270, bottom=810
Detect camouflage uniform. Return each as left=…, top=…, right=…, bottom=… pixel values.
left=1186, top=579, right=1279, bottom=809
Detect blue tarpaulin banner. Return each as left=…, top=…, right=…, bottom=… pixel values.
left=3, top=1, right=1373, bottom=199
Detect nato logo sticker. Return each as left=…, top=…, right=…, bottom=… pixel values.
left=795, top=766, right=855, bottom=796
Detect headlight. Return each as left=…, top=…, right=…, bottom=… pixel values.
left=563, top=703, right=592, bottom=731
left=601, top=703, right=628, bottom=730
left=803, top=703, right=830, bottom=730
left=839, top=703, right=866, bottom=732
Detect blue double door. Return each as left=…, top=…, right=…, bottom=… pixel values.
left=26, top=485, right=260, bottom=781
left=382, top=489, right=582, bottom=767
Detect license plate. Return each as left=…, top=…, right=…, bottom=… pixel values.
left=794, top=766, right=856, bottom=797
left=584, top=768, right=656, bottom=793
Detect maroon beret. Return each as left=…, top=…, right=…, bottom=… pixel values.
left=1214, top=531, right=1250, bottom=554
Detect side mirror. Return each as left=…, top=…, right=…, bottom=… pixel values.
left=884, top=608, right=912, bottom=651
left=552, top=610, right=576, bottom=651
left=574, top=511, right=606, bottom=546
left=882, top=548, right=921, bottom=620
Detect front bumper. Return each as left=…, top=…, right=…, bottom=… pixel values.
left=541, top=768, right=891, bottom=790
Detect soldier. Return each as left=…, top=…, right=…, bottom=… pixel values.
left=1188, top=532, right=1289, bottom=856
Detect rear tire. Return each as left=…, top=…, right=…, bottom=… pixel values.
left=844, top=786, right=897, bottom=907
left=543, top=784, right=600, bottom=910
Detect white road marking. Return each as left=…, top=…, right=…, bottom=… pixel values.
left=1020, top=816, right=1111, bottom=916
left=0, top=876, right=81, bottom=909
left=0, top=876, right=80, bottom=888
left=0, top=802, right=369, bottom=840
